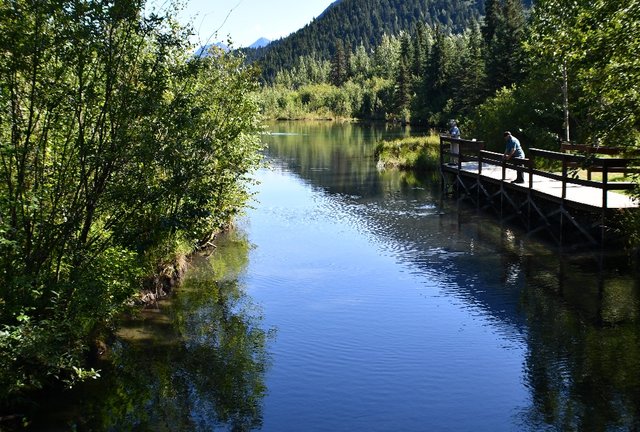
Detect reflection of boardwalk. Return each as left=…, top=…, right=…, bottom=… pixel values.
left=439, top=137, right=639, bottom=245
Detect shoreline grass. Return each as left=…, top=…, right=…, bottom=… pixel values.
left=375, top=134, right=441, bottom=171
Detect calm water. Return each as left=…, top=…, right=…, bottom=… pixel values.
left=31, top=122, right=640, bottom=431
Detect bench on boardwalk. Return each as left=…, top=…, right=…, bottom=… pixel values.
left=560, top=142, right=640, bottom=180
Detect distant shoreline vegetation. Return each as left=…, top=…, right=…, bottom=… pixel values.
left=254, top=0, right=639, bottom=156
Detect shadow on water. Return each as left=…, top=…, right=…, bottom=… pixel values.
left=24, top=231, right=274, bottom=432
left=263, top=121, right=640, bottom=431
left=12, top=121, right=640, bottom=431
left=439, top=209, right=640, bottom=430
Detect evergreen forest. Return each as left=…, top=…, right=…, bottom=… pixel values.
left=255, top=0, right=639, bottom=154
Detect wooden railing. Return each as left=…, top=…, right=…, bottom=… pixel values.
left=439, top=135, right=638, bottom=210
left=439, top=135, right=485, bottom=169
left=528, top=148, right=636, bottom=209
left=439, top=135, right=528, bottom=181
left=560, top=142, right=640, bottom=180
left=477, top=149, right=530, bottom=181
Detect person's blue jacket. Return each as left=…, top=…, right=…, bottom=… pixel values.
left=504, top=134, right=524, bottom=159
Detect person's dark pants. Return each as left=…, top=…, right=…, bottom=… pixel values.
left=512, top=156, right=525, bottom=183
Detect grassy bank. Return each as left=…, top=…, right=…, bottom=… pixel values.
left=374, top=134, right=441, bottom=171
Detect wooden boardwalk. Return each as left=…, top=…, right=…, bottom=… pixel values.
left=439, top=136, right=639, bottom=245
left=453, top=161, right=637, bottom=209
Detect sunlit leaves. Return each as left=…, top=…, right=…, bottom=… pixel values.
left=0, top=0, right=263, bottom=402
left=527, top=0, right=640, bottom=146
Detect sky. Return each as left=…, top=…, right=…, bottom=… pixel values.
left=172, top=0, right=337, bottom=48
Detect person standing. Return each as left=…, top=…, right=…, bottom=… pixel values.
left=503, top=131, right=525, bottom=183
left=449, top=121, right=461, bottom=138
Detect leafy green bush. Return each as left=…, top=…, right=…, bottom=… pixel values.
left=466, top=84, right=562, bottom=154
left=0, top=0, right=263, bottom=402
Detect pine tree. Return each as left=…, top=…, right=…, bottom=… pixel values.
left=485, top=0, right=527, bottom=92
left=454, top=24, right=488, bottom=116
left=351, top=44, right=373, bottom=83
left=372, top=34, right=400, bottom=80
left=418, top=26, right=454, bottom=124
left=482, top=0, right=501, bottom=45
left=394, top=56, right=412, bottom=115
left=330, top=39, right=347, bottom=86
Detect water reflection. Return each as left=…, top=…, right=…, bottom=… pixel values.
left=444, top=215, right=640, bottom=429
left=24, top=122, right=640, bottom=431
left=32, top=231, right=273, bottom=431
left=522, top=278, right=640, bottom=430
left=260, top=121, right=640, bottom=431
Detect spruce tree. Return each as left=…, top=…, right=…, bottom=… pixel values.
left=330, top=39, right=347, bottom=86
left=485, top=0, right=527, bottom=92
left=393, top=34, right=413, bottom=115
left=454, top=24, right=489, bottom=116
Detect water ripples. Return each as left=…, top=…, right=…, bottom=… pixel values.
left=245, top=157, right=567, bottom=430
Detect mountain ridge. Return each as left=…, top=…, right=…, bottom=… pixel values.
left=249, top=37, right=271, bottom=49
left=244, top=0, right=486, bottom=82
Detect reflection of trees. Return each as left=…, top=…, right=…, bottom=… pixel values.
left=516, top=248, right=640, bottom=431
left=60, top=232, right=273, bottom=431
left=432, top=207, right=640, bottom=431
left=483, top=221, right=640, bottom=430
left=264, top=121, right=640, bottom=430
left=521, top=279, right=640, bottom=431
left=265, top=120, right=418, bottom=197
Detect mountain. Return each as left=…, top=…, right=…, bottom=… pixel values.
left=195, top=41, right=230, bottom=57
left=244, top=0, right=486, bottom=82
left=214, top=41, right=230, bottom=51
left=249, top=37, right=271, bottom=49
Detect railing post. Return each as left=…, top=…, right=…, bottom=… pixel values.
left=476, top=150, right=482, bottom=205
left=602, top=163, right=609, bottom=243
left=561, top=154, right=568, bottom=201
left=439, top=137, right=446, bottom=192
left=602, top=163, right=609, bottom=210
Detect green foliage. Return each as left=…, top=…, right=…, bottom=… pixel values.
left=466, top=84, right=561, bottom=152
left=526, top=0, right=640, bottom=148
left=452, top=24, right=489, bottom=117
left=375, top=134, right=441, bottom=170
left=55, top=231, right=273, bottom=431
left=260, top=24, right=492, bottom=128
left=258, top=80, right=393, bottom=121
left=484, top=0, right=527, bottom=92
left=467, top=87, right=519, bottom=151
left=412, top=26, right=460, bottom=127
left=0, top=0, right=263, bottom=402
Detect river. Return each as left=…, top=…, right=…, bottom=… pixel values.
left=30, top=121, right=640, bottom=431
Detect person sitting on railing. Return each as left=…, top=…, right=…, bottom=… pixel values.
left=503, top=131, right=525, bottom=183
